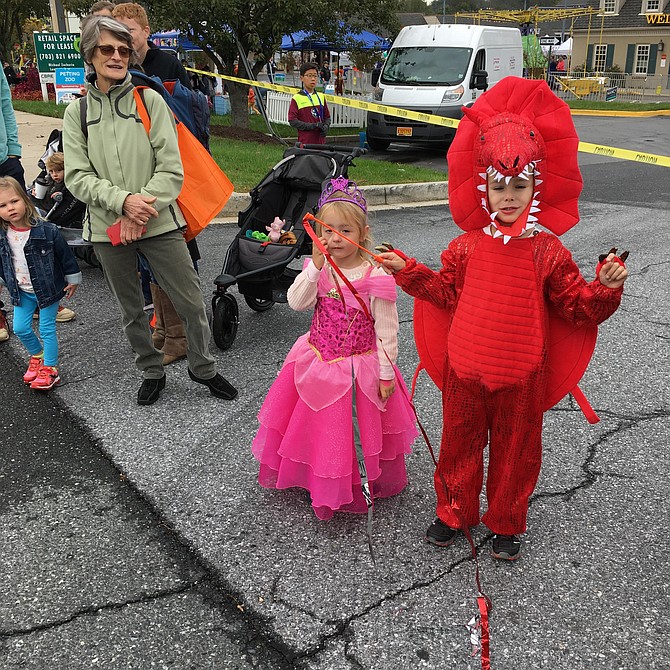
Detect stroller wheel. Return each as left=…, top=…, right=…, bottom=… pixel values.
left=244, top=295, right=275, bottom=312
left=83, top=246, right=101, bottom=268
left=212, top=294, right=239, bottom=351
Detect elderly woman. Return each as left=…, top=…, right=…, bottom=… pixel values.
left=63, top=16, right=236, bottom=405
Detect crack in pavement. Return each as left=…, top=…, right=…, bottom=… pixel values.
left=0, top=578, right=205, bottom=639
left=273, top=407, right=668, bottom=666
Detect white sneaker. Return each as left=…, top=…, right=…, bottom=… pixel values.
left=55, top=306, right=76, bottom=322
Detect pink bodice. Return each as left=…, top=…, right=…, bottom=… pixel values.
left=309, top=297, right=376, bottom=361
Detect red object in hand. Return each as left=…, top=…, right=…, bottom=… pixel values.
left=106, top=221, right=146, bottom=246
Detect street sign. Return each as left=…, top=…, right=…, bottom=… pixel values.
left=539, top=35, right=561, bottom=47
left=33, top=32, right=84, bottom=84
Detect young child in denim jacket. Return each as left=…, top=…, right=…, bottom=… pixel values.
left=0, top=176, right=81, bottom=390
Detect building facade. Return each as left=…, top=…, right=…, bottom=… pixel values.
left=572, top=0, right=669, bottom=81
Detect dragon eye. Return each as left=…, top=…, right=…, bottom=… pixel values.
left=529, top=131, right=535, bottom=137
left=480, top=135, right=485, bottom=141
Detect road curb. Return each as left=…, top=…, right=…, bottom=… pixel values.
left=217, top=181, right=448, bottom=219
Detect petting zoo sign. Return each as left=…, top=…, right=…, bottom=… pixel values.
left=33, top=32, right=84, bottom=83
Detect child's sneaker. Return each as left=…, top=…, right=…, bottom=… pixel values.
left=30, top=365, right=61, bottom=391
left=425, top=518, right=458, bottom=547
left=56, top=306, right=76, bottom=322
left=23, top=355, right=44, bottom=383
left=0, top=308, right=9, bottom=342
left=33, top=306, right=76, bottom=322
left=490, top=534, right=522, bottom=561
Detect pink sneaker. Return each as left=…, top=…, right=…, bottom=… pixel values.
left=30, top=365, right=61, bottom=391
left=23, top=356, right=44, bottom=383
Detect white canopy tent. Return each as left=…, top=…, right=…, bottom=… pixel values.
left=542, top=37, right=572, bottom=56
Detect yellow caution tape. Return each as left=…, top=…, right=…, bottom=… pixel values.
left=577, top=142, right=670, bottom=167
left=188, top=66, right=670, bottom=168
left=186, top=66, right=460, bottom=127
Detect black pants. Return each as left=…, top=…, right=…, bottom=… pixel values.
left=0, top=156, right=26, bottom=191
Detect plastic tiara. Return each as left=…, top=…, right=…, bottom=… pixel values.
left=317, top=176, right=367, bottom=213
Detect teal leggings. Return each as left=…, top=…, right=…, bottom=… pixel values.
left=12, top=291, right=60, bottom=366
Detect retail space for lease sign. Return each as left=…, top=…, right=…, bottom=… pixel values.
left=33, top=32, right=84, bottom=83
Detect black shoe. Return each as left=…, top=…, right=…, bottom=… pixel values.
left=137, top=374, right=166, bottom=406
left=490, top=534, right=522, bottom=561
left=188, top=370, right=238, bottom=400
left=425, top=518, right=458, bottom=547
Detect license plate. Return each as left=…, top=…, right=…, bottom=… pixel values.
left=396, top=127, right=413, bottom=137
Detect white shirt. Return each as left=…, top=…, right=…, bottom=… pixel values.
left=6, top=226, right=33, bottom=293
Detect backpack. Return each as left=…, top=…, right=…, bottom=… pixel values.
left=77, top=80, right=232, bottom=241
left=129, top=71, right=211, bottom=151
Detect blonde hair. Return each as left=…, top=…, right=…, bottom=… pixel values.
left=46, top=151, right=65, bottom=172
left=316, top=199, right=371, bottom=260
left=0, top=177, right=39, bottom=230
left=112, top=2, right=149, bottom=29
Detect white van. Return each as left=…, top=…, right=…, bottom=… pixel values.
left=366, top=24, right=523, bottom=150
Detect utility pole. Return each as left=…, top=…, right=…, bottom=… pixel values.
left=49, top=0, right=67, bottom=32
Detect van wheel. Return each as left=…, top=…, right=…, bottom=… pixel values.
left=366, top=136, right=390, bottom=151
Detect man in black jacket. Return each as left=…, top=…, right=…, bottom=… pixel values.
left=112, top=3, right=191, bottom=88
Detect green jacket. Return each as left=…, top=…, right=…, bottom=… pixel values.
left=62, top=74, right=185, bottom=243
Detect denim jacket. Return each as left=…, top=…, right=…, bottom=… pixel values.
left=0, top=219, right=82, bottom=308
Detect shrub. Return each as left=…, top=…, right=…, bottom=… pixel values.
left=12, top=66, right=54, bottom=101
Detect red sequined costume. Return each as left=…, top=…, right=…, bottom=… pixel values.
left=394, top=78, right=625, bottom=535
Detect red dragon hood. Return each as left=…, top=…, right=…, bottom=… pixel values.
left=447, top=77, right=583, bottom=236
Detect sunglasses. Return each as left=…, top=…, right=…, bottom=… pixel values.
left=95, top=44, right=131, bottom=58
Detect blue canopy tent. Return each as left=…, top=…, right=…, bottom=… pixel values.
left=280, top=28, right=390, bottom=52
left=150, top=30, right=202, bottom=52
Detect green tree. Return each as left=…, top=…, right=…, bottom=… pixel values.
left=146, top=0, right=400, bottom=128
left=0, top=0, right=49, bottom=63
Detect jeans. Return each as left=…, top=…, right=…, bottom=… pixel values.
left=0, top=156, right=26, bottom=191
left=12, top=290, right=60, bottom=366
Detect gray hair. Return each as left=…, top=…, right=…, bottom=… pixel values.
left=79, top=15, right=135, bottom=65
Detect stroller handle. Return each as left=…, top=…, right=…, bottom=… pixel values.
left=295, top=143, right=367, bottom=158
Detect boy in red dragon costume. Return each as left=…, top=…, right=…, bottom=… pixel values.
left=380, top=77, right=628, bottom=560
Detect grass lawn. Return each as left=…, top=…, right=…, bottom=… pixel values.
left=13, top=99, right=447, bottom=191
left=15, top=96, right=668, bottom=191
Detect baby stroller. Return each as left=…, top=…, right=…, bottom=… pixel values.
left=211, top=145, right=365, bottom=350
left=30, top=129, right=99, bottom=268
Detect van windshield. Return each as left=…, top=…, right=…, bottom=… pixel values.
left=380, top=47, right=472, bottom=86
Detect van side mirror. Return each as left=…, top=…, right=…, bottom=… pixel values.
left=471, top=70, right=489, bottom=91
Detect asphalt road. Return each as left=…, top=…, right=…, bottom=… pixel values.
left=0, top=349, right=291, bottom=669
left=1, top=115, right=669, bottom=669
left=367, top=115, right=670, bottom=208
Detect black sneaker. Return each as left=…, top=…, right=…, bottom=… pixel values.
left=490, top=534, right=521, bottom=561
left=425, top=518, right=458, bottom=547
left=137, top=374, right=166, bottom=406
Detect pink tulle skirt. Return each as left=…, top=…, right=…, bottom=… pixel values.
left=252, top=359, right=418, bottom=520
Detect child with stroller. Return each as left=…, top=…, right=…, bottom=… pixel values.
left=252, top=177, right=418, bottom=520
left=29, top=151, right=81, bottom=323
left=30, top=152, right=86, bottom=229
left=0, top=176, right=81, bottom=390
left=379, top=77, right=628, bottom=560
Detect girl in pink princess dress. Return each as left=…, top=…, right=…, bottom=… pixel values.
left=252, top=178, right=418, bottom=520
